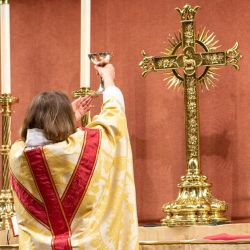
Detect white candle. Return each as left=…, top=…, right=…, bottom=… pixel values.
left=80, top=0, right=91, bottom=88
left=0, top=2, right=11, bottom=94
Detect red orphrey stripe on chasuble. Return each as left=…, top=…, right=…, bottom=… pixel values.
left=61, top=128, right=101, bottom=224
left=25, top=148, right=72, bottom=250
left=21, top=128, right=100, bottom=250
left=10, top=173, right=49, bottom=228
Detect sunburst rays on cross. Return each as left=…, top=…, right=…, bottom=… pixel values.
left=162, top=27, right=223, bottom=90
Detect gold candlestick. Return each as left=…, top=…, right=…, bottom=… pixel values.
left=0, top=1, right=10, bottom=4
left=72, top=87, right=96, bottom=127
left=0, top=93, right=18, bottom=230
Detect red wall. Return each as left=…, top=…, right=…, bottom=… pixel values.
left=8, top=0, right=250, bottom=223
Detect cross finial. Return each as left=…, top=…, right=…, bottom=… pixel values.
left=226, top=42, right=242, bottom=70
left=176, top=4, right=199, bottom=21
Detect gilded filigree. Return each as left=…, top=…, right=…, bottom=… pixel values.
left=176, top=4, right=199, bottom=21
left=189, top=146, right=198, bottom=158
left=202, top=53, right=225, bottom=65
left=139, top=4, right=242, bottom=226
left=157, top=58, right=178, bottom=69
left=184, top=24, right=194, bottom=46
left=226, top=42, right=242, bottom=70
left=188, top=95, right=196, bottom=100
left=189, top=118, right=197, bottom=126
left=188, top=102, right=196, bottom=110
left=190, top=128, right=197, bottom=134
left=189, top=135, right=197, bottom=144
left=187, top=87, right=195, bottom=95
left=139, top=50, right=155, bottom=77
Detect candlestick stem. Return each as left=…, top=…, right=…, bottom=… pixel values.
left=0, top=94, right=18, bottom=230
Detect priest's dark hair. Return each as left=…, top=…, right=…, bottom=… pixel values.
left=21, top=91, right=76, bottom=143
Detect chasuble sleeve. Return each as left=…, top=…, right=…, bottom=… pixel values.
left=87, top=86, right=128, bottom=144
left=86, top=85, right=139, bottom=250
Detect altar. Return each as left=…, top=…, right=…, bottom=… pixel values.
left=139, top=224, right=250, bottom=249
left=1, top=224, right=250, bottom=249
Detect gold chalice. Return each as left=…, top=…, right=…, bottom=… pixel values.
left=88, top=52, right=112, bottom=94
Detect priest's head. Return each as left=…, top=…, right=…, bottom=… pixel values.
left=21, top=91, right=76, bottom=143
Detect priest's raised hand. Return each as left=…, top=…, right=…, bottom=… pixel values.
left=71, top=95, right=93, bottom=125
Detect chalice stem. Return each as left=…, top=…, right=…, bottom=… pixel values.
left=88, top=52, right=112, bottom=95
left=98, top=78, right=105, bottom=94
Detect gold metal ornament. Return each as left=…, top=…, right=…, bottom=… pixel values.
left=72, top=87, right=93, bottom=127
left=139, top=4, right=242, bottom=226
left=0, top=0, right=10, bottom=5
left=0, top=94, right=18, bottom=230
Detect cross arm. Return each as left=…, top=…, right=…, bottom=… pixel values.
left=139, top=50, right=179, bottom=77
left=200, top=42, right=242, bottom=70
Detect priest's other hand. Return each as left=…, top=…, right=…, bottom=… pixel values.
left=95, top=63, right=115, bottom=88
left=72, top=96, right=93, bottom=125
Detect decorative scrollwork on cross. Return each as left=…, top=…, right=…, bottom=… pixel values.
left=139, top=50, right=155, bottom=77
left=176, top=4, right=199, bottom=21
left=226, top=42, right=242, bottom=70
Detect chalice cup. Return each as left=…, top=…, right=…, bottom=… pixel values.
left=88, top=52, right=112, bottom=94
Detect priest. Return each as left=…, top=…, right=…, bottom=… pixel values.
left=9, top=64, right=139, bottom=250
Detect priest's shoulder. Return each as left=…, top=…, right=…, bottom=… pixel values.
left=72, top=127, right=101, bottom=141
left=74, top=127, right=101, bottom=134
left=10, top=139, right=25, bottom=158
left=67, top=128, right=99, bottom=142
left=11, top=139, right=25, bottom=149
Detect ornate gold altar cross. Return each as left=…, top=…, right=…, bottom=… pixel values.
left=139, top=4, right=241, bottom=226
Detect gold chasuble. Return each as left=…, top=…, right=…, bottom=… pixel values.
left=9, top=94, right=139, bottom=250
